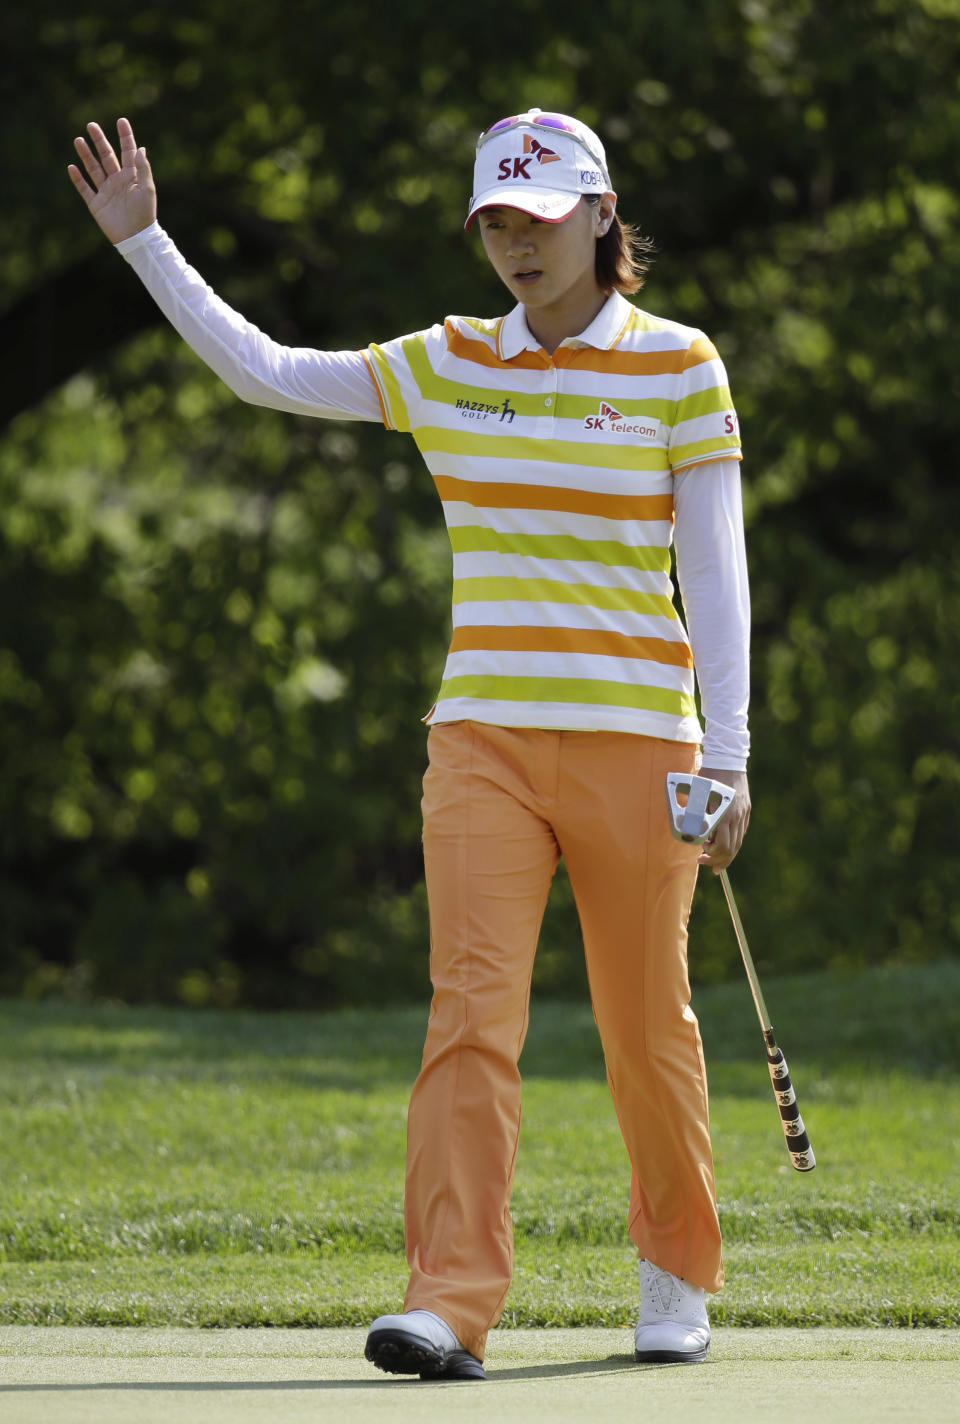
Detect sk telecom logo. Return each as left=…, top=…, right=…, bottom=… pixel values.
left=497, top=134, right=561, bottom=181
left=584, top=402, right=658, bottom=438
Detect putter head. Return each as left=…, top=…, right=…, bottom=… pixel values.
left=665, top=772, right=735, bottom=845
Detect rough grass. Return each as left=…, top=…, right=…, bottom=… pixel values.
left=1, top=961, right=958, bottom=1326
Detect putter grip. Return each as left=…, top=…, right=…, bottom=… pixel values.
left=766, top=1042, right=816, bottom=1172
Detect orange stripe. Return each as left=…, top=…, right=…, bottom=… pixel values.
left=549, top=310, right=635, bottom=367
left=450, top=624, right=694, bottom=667
left=556, top=347, right=689, bottom=376
left=444, top=329, right=709, bottom=377
left=442, top=322, right=718, bottom=377
left=445, top=323, right=547, bottom=370
left=434, top=474, right=674, bottom=521
left=361, top=351, right=390, bottom=427
left=555, top=336, right=719, bottom=376
left=685, top=335, right=719, bottom=368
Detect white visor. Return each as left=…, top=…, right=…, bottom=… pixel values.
left=465, top=112, right=613, bottom=230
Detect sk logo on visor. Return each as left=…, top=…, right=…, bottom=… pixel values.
left=524, top=134, right=561, bottom=164
left=497, top=133, right=562, bottom=181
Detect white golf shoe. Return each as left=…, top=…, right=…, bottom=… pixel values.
left=634, top=1258, right=710, bottom=1363
left=364, top=1308, right=486, bottom=1380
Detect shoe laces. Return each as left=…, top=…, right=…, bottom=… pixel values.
left=644, top=1266, right=683, bottom=1316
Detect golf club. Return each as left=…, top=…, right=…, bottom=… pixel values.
left=665, top=772, right=816, bottom=1172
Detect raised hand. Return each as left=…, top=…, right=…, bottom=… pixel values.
left=68, top=117, right=157, bottom=244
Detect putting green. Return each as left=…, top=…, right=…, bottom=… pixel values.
left=1, top=1327, right=957, bottom=1423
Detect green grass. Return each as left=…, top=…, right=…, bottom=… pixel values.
left=2, top=961, right=959, bottom=1327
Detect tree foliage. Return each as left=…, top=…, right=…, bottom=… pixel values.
left=2, top=0, right=958, bottom=1004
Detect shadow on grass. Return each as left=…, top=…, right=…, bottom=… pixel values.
left=0, top=1355, right=693, bottom=1390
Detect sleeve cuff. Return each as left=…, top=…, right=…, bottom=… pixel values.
left=114, top=220, right=164, bottom=257
left=672, top=449, right=743, bottom=474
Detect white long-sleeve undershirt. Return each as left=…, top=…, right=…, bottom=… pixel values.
left=116, top=221, right=383, bottom=420
left=674, top=461, right=750, bottom=769
left=116, top=221, right=750, bottom=768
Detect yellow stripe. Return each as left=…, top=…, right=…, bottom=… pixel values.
left=366, top=344, right=412, bottom=433
left=452, top=576, right=679, bottom=618
left=670, top=435, right=742, bottom=467
left=672, top=388, right=737, bottom=422
left=455, top=316, right=499, bottom=338
left=405, top=341, right=560, bottom=418
left=448, top=525, right=671, bottom=573
left=407, top=339, right=671, bottom=421
left=417, top=426, right=669, bottom=472
left=437, top=674, right=696, bottom=718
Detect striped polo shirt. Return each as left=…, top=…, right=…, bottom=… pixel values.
left=363, top=291, right=742, bottom=742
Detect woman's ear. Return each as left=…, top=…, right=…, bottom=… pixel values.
left=596, top=194, right=617, bottom=236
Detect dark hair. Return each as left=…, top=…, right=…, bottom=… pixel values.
left=585, top=198, right=656, bottom=294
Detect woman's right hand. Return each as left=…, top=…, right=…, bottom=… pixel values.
left=68, top=117, right=157, bottom=244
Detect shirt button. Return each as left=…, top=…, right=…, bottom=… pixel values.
left=544, top=397, right=552, bottom=407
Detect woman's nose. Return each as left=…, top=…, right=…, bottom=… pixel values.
left=506, top=231, right=535, bottom=257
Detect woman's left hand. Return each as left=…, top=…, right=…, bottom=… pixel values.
left=696, top=767, right=751, bottom=873
left=68, top=118, right=157, bottom=244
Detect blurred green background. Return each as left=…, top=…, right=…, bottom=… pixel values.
left=3, top=0, right=958, bottom=1008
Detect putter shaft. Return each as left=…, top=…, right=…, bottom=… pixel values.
left=665, top=772, right=815, bottom=1171
left=718, top=868, right=816, bottom=1172
left=718, top=868, right=771, bottom=1033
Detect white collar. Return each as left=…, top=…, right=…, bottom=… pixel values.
left=497, top=290, right=634, bottom=360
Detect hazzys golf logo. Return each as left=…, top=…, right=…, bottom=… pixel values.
left=497, top=133, right=561, bottom=181
left=455, top=396, right=516, bottom=424
left=584, top=402, right=658, bottom=438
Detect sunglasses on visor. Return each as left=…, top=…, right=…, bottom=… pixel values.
left=476, top=111, right=608, bottom=179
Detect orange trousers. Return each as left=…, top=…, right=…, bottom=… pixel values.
left=402, top=722, right=722, bottom=1361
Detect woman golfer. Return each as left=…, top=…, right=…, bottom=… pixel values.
left=69, top=109, right=751, bottom=1378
